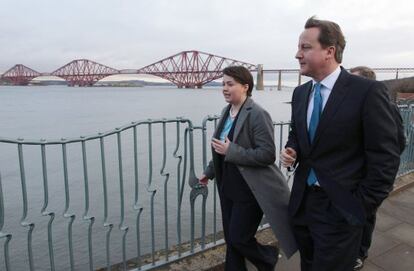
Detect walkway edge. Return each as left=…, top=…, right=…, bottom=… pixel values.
left=391, top=172, right=414, bottom=196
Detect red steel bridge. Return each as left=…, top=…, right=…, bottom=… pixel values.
left=0, top=50, right=256, bottom=88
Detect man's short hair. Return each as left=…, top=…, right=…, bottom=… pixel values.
left=350, top=66, right=377, bottom=80
left=305, top=16, right=346, bottom=63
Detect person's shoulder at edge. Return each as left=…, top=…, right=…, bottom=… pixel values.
left=249, top=99, right=273, bottom=119
left=347, top=72, right=390, bottom=98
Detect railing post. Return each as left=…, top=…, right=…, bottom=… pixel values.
left=0, top=171, right=12, bottom=271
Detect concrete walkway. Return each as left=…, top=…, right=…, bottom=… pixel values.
left=153, top=176, right=414, bottom=271
left=262, top=184, right=414, bottom=271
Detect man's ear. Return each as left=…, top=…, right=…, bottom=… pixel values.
left=326, top=46, right=336, bottom=60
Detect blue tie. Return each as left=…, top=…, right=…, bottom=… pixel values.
left=307, top=83, right=322, bottom=186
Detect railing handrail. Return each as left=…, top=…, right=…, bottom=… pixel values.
left=0, top=117, right=193, bottom=145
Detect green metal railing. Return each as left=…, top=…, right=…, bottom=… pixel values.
left=398, top=104, right=414, bottom=176
left=0, top=108, right=413, bottom=271
left=0, top=118, right=198, bottom=271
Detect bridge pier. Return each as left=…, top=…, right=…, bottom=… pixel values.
left=178, top=83, right=204, bottom=89
left=277, top=70, right=282, bottom=90
left=256, top=64, right=264, bottom=90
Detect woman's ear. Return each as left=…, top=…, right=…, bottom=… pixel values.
left=244, top=84, right=249, bottom=94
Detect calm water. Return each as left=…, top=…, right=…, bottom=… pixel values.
left=0, top=85, right=293, bottom=270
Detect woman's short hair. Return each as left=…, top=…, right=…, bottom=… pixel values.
left=223, top=66, right=254, bottom=96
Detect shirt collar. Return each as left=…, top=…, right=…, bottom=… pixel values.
left=312, top=65, right=341, bottom=90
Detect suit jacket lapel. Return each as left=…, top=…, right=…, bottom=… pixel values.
left=311, top=68, right=350, bottom=148
left=232, top=98, right=253, bottom=142
left=297, top=82, right=313, bottom=152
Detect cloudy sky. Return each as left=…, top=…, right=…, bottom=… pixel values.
left=1, top=0, right=413, bottom=74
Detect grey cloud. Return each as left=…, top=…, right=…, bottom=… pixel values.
left=1, top=0, right=413, bottom=73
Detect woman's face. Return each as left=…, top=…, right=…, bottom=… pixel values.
left=222, top=75, right=248, bottom=105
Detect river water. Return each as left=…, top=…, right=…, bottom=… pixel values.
left=0, top=85, right=293, bottom=270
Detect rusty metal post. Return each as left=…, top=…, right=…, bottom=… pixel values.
left=256, top=64, right=264, bottom=90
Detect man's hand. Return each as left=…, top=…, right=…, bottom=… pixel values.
left=212, top=137, right=231, bottom=155
left=280, top=147, right=297, bottom=168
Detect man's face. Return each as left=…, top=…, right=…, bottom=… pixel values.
left=295, top=27, right=331, bottom=79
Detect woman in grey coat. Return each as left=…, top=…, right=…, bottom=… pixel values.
left=199, top=66, right=297, bottom=271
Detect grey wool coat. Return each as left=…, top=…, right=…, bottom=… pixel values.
left=204, top=98, right=298, bottom=258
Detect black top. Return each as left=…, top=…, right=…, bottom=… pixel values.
left=217, top=105, right=256, bottom=202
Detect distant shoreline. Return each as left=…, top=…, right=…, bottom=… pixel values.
left=0, top=79, right=224, bottom=87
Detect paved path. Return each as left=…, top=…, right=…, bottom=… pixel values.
left=246, top=184, right=414, bottom=271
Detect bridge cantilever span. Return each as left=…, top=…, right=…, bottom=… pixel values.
left=51, top=59, right=119, bottom=87
left=138, top=50, right=257, bottom=88
left=0, top=64, right=41, bottom=85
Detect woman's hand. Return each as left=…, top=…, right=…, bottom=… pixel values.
left=211, top=137, right=231, bottom=155
left=198, top=174, right=209, bottom=186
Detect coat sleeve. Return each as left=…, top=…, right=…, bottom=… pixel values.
left=202, top=106, right=228, bottom=180
left=356, top=81, right=400, bottom=213
left=224, top=108, right=276, bottom=167
left=203, top=159, right=215, bottom=180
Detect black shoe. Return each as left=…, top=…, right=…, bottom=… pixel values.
left=353, top=257, right=364, bottom=270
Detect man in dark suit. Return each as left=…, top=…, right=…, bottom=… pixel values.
left=280, top=17, right=401, bottom=271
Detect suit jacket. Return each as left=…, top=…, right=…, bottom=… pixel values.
left=286, top=68, right=401, bottom=225
left=204, top=97, right=298, bottom=258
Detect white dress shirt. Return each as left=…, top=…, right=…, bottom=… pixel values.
left=307, top=66, right=341, bottom=128
left=306, top=66, right=341, bottom=186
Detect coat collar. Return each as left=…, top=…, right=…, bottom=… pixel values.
left=232, top=97, right=254, bottom=141
left=214, top=97, right=254, bottom=142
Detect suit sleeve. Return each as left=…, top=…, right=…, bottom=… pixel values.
left=285, top=88, right=299, bottom=155
left=225, top=109, right=276, bottom=167
left=357, top=81, right=400, bottom=212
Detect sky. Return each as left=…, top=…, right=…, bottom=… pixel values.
left=1, top=0, right=413, bottom=75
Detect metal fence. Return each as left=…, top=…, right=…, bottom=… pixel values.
left=398, top=104, right=414, bottom=176
left=0, top=108, right=413, bottom=271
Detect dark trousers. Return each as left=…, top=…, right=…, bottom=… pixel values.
left=292, top=187, right=363, bottom=271
left=359, top=210, right=377, bottom=259
left=219, top=193, right=277, bottom=271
